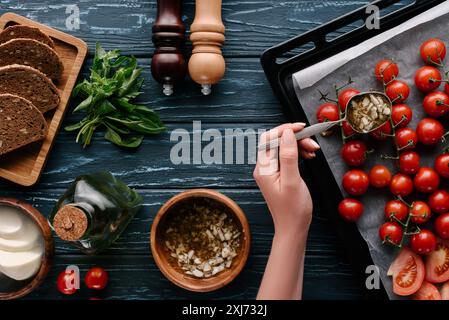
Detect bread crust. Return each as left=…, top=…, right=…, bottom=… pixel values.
left=0, top=25, right=55, bottom=48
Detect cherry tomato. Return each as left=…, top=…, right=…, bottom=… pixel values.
left=435, top=154, right=449, bottom=178
left=388, top=248, right=425, bottom=296
left=369, top=165, right=392, bottom=188
left=426, top=239, right=449, bottom=283
left=374, top=59, right=399, bottom=83
left=414, top=167, right=440, bottom=194
left=411, top=230, right=437, bottom=255
left=411, top=201, right=432, bottom=224
left=370, top=121, right=392, bottom=141
left=398, top=151, right=420, bottom=175
left=385, top=80, right=410, bottom=103
left=415, top=66, right=442, bottom=92
left=342, top=170, right=369, bottom=196
left=338, top=198, right=364, bottom=222
left=445, top=82, right=449, bottom=96
left=391, top=104, right=412, bottom=128
left=341, top=140, right=367, bottom=167
left=338, top=88, right=360, bottom=112
left=316, top=102, right=339, bottom=123
left=57, top=270, right=78, bottom=295
left=85, top=267, right=109, bottom=290
left=396, top=128, right=418, bottom=150
left=379, top=221, right=403, bottom=245
left=423, top=91, right=449, bottom=117
left=428, top=190, right=449, bottom=214
left=413, top=281, right=442, bottom=300
left=416, top=118, right=444, bottom=146
left=384, top=200, right=409, bottom=222
left=390, top=173, right=414, bottom=197
left=420, top=38, right=446, bottom=65
left=435, top=213, right=449, bottom=239
left=342, top=120, right=356, bottom=137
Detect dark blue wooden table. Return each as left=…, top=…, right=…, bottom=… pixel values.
left=0, top=0, right=385, bottom=300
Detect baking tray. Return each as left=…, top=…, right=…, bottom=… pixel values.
left=261, top=0, right=446, bottom=299
left=0, top=13, right=88, bottom=187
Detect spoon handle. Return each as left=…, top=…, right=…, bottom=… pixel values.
left=258, top=119, right=343, bottom=151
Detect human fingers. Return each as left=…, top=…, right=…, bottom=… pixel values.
left=279, top=129, right=301, bottom=185
left=298, top=138, right=320, bottom=153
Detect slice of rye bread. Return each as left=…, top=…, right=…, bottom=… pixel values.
left=0, top=39, right=63, bottom=82
left=0, top=93, right=48, bottom=156
left=0, top=64, right=60, bottom=113
left=0, top=25, right=55, bottom=48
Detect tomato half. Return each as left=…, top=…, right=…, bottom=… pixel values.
left=435, top=154, right=449, bottom=178
left=385, top=200, right=409, bottom=222
left=398, top=151, right=420, bottom=175
left=392, top=104, right=412, bottom=128
left=420, top=38, right=446, bottom=65
left=342, top=170, right=369, bottom=196
left=415, top=66, right=442, bottom=92
left=386, top=80, right=410, bottom=103
left=338, top=88, right=360, bottom=111
left=369, top=165, right=392, bottom=188
left=411, top=230, right=437, bottom=255
left=423, top=91, right=449, bottom=118
left=316, top=103, right=339, bottom=123
left=388, top=247, right=425, bottom=296
left=390, top=173, right=414, bottom=197
left=441, top=282, right=449, bottom=300
left=341, top=140, right=367, bottom=167
left=338, top=198, right=364, bottom=222
left=374, top=59, right=399, bottom=83
left=396, top=128, right=418, bottom=150
left=411, top=201, right=432, bottom=225
left=426, top=239, right=449, bottom=283
left=416, top=118, right=444, bottom=146
left=429, top=190, right=449, bottom=214
left=413, top=281, right=442, bottom=300
left=435, top=213, right=449, bottom=239
left=414, top=167, right=440, bottom=194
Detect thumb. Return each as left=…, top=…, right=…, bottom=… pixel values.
left=279, top=129, right=301, bottom=185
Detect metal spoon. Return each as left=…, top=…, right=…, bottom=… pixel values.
left=258, top=91, right=392, bottom=152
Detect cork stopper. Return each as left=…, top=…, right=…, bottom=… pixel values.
left=53, top=205, right=88, bottom=241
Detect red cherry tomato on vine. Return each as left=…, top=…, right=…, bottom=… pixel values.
left=414, top=167, right=440, bottom=194
left=435, top=154, right=449, bottom=178
left=85, top=267, right=109, bottom=290
left=390, top=173, right=414, bottom=197
left=398, top=151, right=420, bottom=175
left=338, top=88, right=360, bottom=112
left=369, top=165, right=392, bottom=188
left=384, top=200, right=409, bottom=222
left=435, top=213, right=449, bottom=239
left=342, top=170, right=369, bottom=196
left=396, top=128, right=418, bottom=150
left=411, top=229, right=437, bottom=255
left=391, top=104, right=412, bottom=128
left=338, top=198, right=364, bottom=222
left=428, top=190, right=449, bottom=214
left=316, top=103, right=339, bottom=123
left=370, top=121, right=392, bottom=141
left=57, top=270, right=78, bottom=295
left=420, top=38, right=446, bottom=65
left=411, top=201, right=432, bottom=224
left=423, top=91, right=449, bottom=118
left=342, top=121, right=355, bottom=137
left=374, top=59, right=399, bottom=83
left=341, top=140, right=367, bottom=167
left=445, top=83, right=449, bottom=96
left=385, top=80, right=410, bottom=103
left=379, top=221, right=403, bottom=245
left=415, top=66, right=442, bottom=92
left=416, top=118, right=444, bottom=146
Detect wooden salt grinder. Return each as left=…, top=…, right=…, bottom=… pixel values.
left=151, top=0, right=186, bottom=96
left=189, top=0, right=225, bottom=95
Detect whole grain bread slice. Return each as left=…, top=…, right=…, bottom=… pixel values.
left=0, top=94, right=48, bottom=156
left=0, top=39, right=63, bottom=82
left=0, top=64, right=60, bottom=113
left=0, top=25, right=55, bottom=48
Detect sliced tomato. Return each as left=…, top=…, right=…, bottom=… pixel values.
left=441, top=282, right=449, bottom=300
left=388, top=247, right=425, bottom=296
left=426, top=239, right=449, bottom=283
left=413, top=281, right=442, bottom=300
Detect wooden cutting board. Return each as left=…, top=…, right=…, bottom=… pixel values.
left=0, top=13, right=88, bottom=186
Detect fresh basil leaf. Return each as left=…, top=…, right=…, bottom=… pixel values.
left=105, top=127, right=144, bottom=148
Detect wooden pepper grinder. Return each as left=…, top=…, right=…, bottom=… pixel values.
left=188, top=0, right=225, bottom=95
left=151, top=0, right=186, bottom=96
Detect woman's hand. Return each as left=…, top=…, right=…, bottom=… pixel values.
left=254, top=123, right=320, bottom=300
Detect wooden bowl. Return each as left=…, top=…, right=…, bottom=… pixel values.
left=0, top=198, right=54, bottom=300
left=151, top=189, right=251, bottom=292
